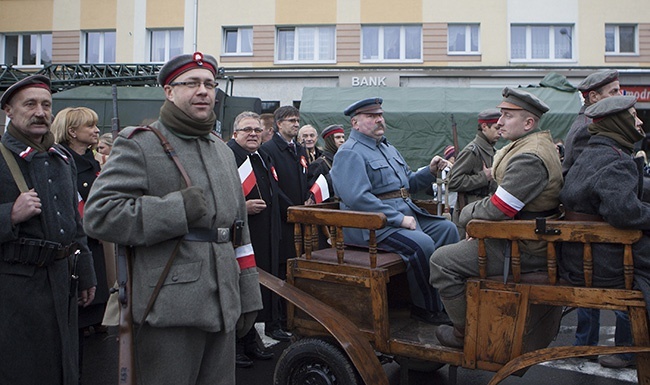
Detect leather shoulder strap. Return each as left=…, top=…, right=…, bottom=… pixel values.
left=0, top=142, right=29, bottom=193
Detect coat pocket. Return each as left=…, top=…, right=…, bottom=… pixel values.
left=147, top=260, right=202, bottom=287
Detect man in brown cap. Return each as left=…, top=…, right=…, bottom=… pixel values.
left=0, top=75, right=97, bottom=384
left=563, top=69, right=620, bottom=174
left=83, top=52, right=262, bottom=385
left=448, top=108, right=502, bottom=236
left=430, top=87, right=563, bottom=349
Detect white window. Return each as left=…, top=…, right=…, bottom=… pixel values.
left=510, top=24, right=573, bottom=62
left=361, top=25, right=422, bottom=63
left=3, top=33, right=52, bottom=67
left=448, top=24, right=479, bottom=54
left=276, top=26, right=335, bottom=63
left=223, top=27, right=253, bottom=55
left=84, top=31, right=116, bottom=63
left=149, top=29, right=184, bottom=62
left=605, top=25, right=637, bottom=55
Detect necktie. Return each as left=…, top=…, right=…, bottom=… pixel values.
left=288, top=142, right=296, bottom=155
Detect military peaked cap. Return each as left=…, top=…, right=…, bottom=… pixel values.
left=478, top=108, right=501, bottom=124
left=577, top=70, right=619, bottom=92
left=344, top=97, right=384, bottom=117
left=1, top=75, right=51, bottom=109
left=497, top=87, right=550, bottom=118
left=158, top=51, right=218, bottom=86
left=585, top=95, right=636, bottom=120
left=321, top=124, right=345, bottom=138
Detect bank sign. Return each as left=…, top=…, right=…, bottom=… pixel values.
left=621, top=86, right=650, bottom=103
left=340, top=73, right=400, bottom=87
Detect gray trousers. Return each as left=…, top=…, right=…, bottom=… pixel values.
left=135, top=324, right=235, bottom=385
left=430, top=238, right=547, bottom=303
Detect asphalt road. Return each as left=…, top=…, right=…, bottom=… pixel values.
left=82, top=311, right=637, bottom=385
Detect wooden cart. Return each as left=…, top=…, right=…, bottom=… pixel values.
left=259, top=202, right=650, bottom=385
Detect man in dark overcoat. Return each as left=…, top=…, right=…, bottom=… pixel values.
left=227, top=111, right=280, bottom=366
left=561, top=95, right=650, bottom=369
left=0, top=75, right=97, bottom=384
left=260, top=105, right=309, bottom=340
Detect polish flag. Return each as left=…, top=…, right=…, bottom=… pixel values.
left=309, top=174, right=330, bottom=203
left=77, top=191, right=85, bottom=218
left=238, top=157, right=256, bottom=196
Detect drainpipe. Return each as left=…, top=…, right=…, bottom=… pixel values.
left=193, top=0, right=198, bottom=51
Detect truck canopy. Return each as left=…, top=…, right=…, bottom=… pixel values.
left=299, top=82, right=581, bottom=169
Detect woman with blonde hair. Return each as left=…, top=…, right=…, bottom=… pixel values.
left=95, top=133, right=114, bottom=166
left=51, top=107, right=110, bottom=379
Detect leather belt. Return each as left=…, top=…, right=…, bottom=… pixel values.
left=515, top=208, right=561, bottom=220
left=564, top=210, right=604, bottom=222
left=1, top=238, right=78, bottom=267
left=375, top=188, right=410, bottom=200
left=184, top=228, right=231, bottom=243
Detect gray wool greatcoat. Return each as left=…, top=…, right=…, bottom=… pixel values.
left=560, top=135, right=650, bottom=312
left=83, top=121, right=262, bottom=333
left=0, top=131, right=96, bottom=385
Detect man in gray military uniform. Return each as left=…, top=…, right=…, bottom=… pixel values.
left=84, top=52, right=262, bottom=385
left=430, top=87, right=562, bottom=349
left=563, top=69, right=620, bottom=175
left=448, top=108, right=501, bottom=236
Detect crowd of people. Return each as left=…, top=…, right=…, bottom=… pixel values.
left=1, top=51, right=648, bottom=385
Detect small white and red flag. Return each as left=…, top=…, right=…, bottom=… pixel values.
left=309, top=174, right=330, bottom=203
left=238, top=157, right=257, bottom=196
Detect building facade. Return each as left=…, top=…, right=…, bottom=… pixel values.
left=1, top=0, right=649, bottom=113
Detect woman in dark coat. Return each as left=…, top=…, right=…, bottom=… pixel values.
left=52, top=107, right=110, bottom=380
left=560, top=95, right=649, bottom=368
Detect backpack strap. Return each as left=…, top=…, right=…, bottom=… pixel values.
left=0, top=142, right=29, bottom=193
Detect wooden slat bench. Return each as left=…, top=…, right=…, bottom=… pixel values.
left=464, top=219, right=650, bottom=385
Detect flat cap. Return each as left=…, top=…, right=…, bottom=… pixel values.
left=344, top=97, right=383, bottom=117
left=478, top=108, right=501, bottom=124
left=321, top=124, right=345, bottom=139
left=497, top=87, right=550, bottom=118
left=577, top=70, right=619, bottom=92
left=585, top=95, right=636, bottom=120
left=1, top=75, right=51, bottom=109
left=158, top=51, right=218, bottom=86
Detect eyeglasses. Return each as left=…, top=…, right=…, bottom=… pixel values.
left=236, top=127, right=264, bottom=134
left=169, top=81, right=219, bottom=90
left=281, top=118, right=300, bottom=124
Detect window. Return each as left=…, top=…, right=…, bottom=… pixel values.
left=223, top=27, right=253, bottom=55
left=605, top=25, right=637, bottom=55
left=510, top=24, right=573, bottom=62
left=448, top=24, right=479, bottom=54
left=3, top=33, right=52, bottom=67
left=276, top=26, right=335, bottom=63
left=85, top=31, right=116, bottom=63
left=149, top=29, right=183, bottom=62
left=361, top=25, right=422, bottom=62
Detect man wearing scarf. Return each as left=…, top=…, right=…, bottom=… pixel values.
left=430, top=87, right=562, bottom=349
left=561, top=95, right=649, bottom=369
left=83, top=52, right=262, bottom=384
left=0, top=75, right=97, bottom=384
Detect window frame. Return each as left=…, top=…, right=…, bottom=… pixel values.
left=360, top=24, right=423, bottom=63
left=147, top=29, right=184, bottom=63
left=2, top=33, right=52, bottom=68
left=275, top=25, right=336, bottom=64
left=83, top=30, right=116, bottom=63
left=509, top=24, right=574, bottom=63
left=222, top=27, right=253, bottom=56
left=605, top=24, right=638, bottom=56
left=447, top=23, right=480, bottom=55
